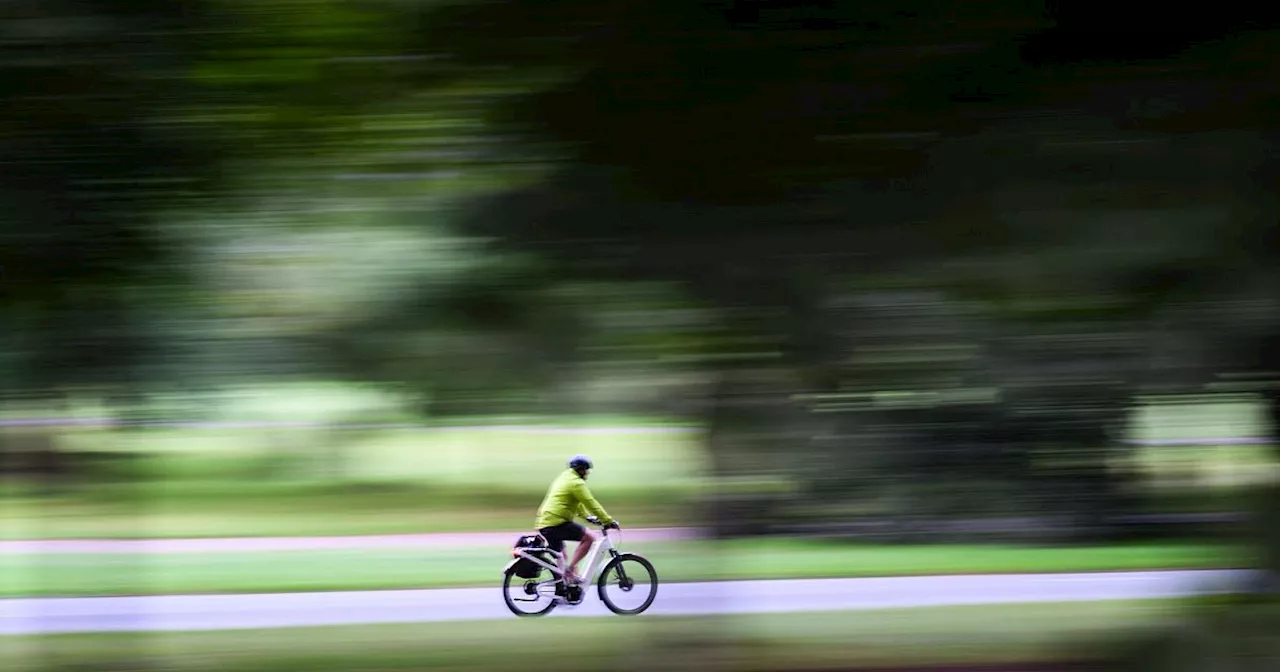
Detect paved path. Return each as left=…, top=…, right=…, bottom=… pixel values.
left=0, top=570, right=1252, bottom=635
left=0, top=528, right=698, bottom=554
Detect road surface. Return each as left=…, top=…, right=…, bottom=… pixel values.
left=0, top=570, right=1251, bottom=635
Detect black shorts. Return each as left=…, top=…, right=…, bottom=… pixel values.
left=537, top=521, right=586, bottom=553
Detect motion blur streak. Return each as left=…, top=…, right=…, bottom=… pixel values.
left=2, top=0, right=1279, bottom=670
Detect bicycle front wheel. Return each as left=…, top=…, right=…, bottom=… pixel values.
left=596, top=553, right=658, bottom=615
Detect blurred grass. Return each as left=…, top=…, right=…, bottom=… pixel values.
left=4, top=416, right=704, bottom=539
left=1128, top=397, right=1267, bottom=443
left=3, top=383, right=701, bottom=427
left=0, top=391, right=1273, bottom=540
left=1, top=539, right=1244, bottom=597
left=0, top=482, right=687, bottom=539
left=52, top=424, right=706, bottom=492
left=0, top=601, right=1180, bottom=671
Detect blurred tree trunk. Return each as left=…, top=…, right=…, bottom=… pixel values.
left=1112, top=330, right=1280, bottom=670
left=1252, top=332, right=1280, bottom=583
left=0, top=391, right=70, bottom=493
left=702, top=368, right=757, bottom=540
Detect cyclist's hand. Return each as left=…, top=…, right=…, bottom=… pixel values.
left=605, top=521, right=621, bottom=531
left=586, top=515, right=601, bottom=525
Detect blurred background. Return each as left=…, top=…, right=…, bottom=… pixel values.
left=2, top=0, right=1280, bottom=670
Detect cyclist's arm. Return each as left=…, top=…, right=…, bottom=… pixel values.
left=571, top=481, right=613, bottom=525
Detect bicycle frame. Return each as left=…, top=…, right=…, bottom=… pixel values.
left=503, top=528, right=619, bottom=587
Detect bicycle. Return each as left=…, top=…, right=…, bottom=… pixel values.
left=501, top=516, right=658, bottom=617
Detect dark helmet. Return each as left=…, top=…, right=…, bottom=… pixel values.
left=568, top=454, right=593, bottom=471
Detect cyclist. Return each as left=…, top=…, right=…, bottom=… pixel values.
left=534, top=454, right=620, bottom=586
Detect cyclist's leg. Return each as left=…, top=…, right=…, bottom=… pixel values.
left=537, top=526, right=569, bottom=588
left=540, top=522, right=591, bottom=583
left=563, top=524, right=595, bottom=583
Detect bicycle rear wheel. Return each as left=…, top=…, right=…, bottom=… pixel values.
left=596, top=553, right=658, bottom=615
left=502, top=567, right=559, bottom=617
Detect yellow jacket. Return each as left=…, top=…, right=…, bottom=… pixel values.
left=534, top=469, right=613, bottom=529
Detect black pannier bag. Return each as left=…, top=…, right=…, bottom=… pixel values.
left=511, top=534, right=549, bottom=579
